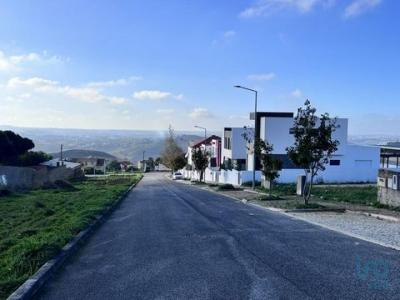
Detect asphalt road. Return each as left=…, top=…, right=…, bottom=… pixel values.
left=36, top=173, right=400, bottom=300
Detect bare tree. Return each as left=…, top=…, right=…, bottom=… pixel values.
left=161, top=125, right=186, bottom=172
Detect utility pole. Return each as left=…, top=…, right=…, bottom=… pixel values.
left=234, top=85, right=258, bottom=190
left=142, top=151, right=146, bottom=172
left=60, top=144, right=64, bottom=166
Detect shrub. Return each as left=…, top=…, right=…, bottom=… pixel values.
left=17, top=151, right=52, bottom=166
left=217, top=184, right=236, bottom=191
left=242, top=181, right=261, bottom=187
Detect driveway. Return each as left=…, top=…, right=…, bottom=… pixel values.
left=36, top=173, right=400, bottom=299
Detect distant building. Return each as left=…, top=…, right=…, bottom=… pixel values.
left=221, top=127, right=248, bottom=171
left=186, top=135, right=221, bottom=170
left=137, top=160, right=148, bottom=172
left=41, top=158, right=81, bottom=169
left=70, top=157, right=109, bottom=174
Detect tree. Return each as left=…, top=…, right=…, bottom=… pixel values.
left=0, top=130, right=34, bottom=165
left=147, top=157, right=155, bottom=171
left=107, top=160, right=122, bottom=172
left=254, top=139, right=282, bottom=197
left=286, top=100, right=339, bottom=204
left=191, top=148, right=209, bottom=182
left=155, top=157, right=162, bottom=166
left=161, top=125, right=186, bottom=172
left=17, top=151, right=52, bottom=166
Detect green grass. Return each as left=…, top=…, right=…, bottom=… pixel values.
left=0, top=174, right=142, bottom=299
left=257, top=183, right=297, bottom=196
left=312, top=185, right=377, bottom=205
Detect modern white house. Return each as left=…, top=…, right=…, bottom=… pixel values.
left=221, top=127, right=248, bottom=171
left=249, top=112, right=380, bottom=183
left=186, top=135, right=221, bottom=170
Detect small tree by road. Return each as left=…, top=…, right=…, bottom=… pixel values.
left=161, top=126, right=186, bottom=172
left=191, top=148, right=209, bottom=182
left=254, top=139, right=282, bottom=197
left=107, top=160, right=122, bottom=172
left=286, top=100, right=339, bottom=205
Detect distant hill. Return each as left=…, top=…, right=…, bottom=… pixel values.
left=51, top=149, right=117, bottom=160
left=386, top=142, right=400, bottom=148
left=0, top=126, right=207, bottom=162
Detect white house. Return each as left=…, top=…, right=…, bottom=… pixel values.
left=41, top=158, right=81, bottom=169
left=221, top=127, right=248, bottom=171
left=186, top=135, right=221, bottom=170
left=249, top=112, right=380, bottom=183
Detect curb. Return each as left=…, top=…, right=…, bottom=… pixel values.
left=247, top=202, right=400, bottom=251
left=346, top=210, right=400, bottom=223
left=284, top=208, right=346, bottom=213
left=7, top=177, right=142, bottom=300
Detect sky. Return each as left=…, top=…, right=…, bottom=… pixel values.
left=0, top=0, right=399, bottom=135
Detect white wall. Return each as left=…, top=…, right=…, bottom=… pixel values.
left=261, top=116, right=348, bottom=155
left=276, top=144, right=380, bottom=183
left=263, top=116, right=294, bottom=154
left=221, top=128, right=247, bottom=163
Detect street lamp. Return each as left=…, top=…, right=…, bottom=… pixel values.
left=142, top=150, right=146, bottom=172
left=234, top=85, right=258, bottom=190
left=194, top=125, right=207, bottom=140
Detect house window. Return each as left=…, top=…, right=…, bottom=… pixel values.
left=330, top=159, right=340, bottom=166
left=224, top=137, right=231, bottom=150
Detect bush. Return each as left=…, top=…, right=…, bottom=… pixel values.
left=295, top=203, right=325, bottom=209
left=0, top=190, right=11, bottom=197
left=242, top=181, right=261, bottom=187
left=17, top=151, right=52, bottom=166
left=217, top=184, right=236, bottom=191
left=258, top=195, right=282, bottom=201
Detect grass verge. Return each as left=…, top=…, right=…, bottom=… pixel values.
left=0, top=174, right=142, bottom=299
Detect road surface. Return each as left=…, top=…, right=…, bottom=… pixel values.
left=36, top=173, right=400, bottom=299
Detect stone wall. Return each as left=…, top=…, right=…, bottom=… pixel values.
left=378, top=187, right=400, bottom=208
left=0, top=166, right=83, bottom=191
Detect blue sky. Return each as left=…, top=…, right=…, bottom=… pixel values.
left=0, top=0, right=398, bottom=134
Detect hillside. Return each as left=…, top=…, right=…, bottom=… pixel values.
left=51, top=149, right=117, bottom=160
left=0, top=126, right=205, bottom=162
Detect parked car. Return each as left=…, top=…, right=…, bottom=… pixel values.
left=172, top=172, right=183, bottom=180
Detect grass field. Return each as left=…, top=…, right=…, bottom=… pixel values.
left=312, top=185, right=378, bottom=205
left=0, top=174, right=142, bottom=299
left=257, top=183, right=377, bottom=205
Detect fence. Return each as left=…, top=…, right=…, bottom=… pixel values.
left=183, top=168, right=262, bottom=187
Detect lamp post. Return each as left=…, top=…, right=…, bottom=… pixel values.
left=194, top=125, right=207, bottom=140
left=142, top=150, right=146, bottom=172
left=234, top=85, right=258, bottom=190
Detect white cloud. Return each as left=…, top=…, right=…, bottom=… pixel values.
left=344, top=0, right=381, bottom=18
left=0, top=50, right=65, bottom=72
left=6, top=76, right=128, bottom=105
left=189, top=107, right=214, bottom=119
left=133, top=90, right=183, bottom=101
left=87, top=76, right=142, bottom=88
left=247, top=73, right=276, bottom=81
left=291, top=89, right=303, bottom=98
left=7, top=77, right=59, bottom=89
left=240, top=0, right=335, bottom=18
left=156, top=108, right=175, bottom=115
left=224, top=30, right=236, bottom=38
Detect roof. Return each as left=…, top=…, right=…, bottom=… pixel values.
left=250, top=112, right=294, bottom=120
left=41, top=159, right=81, bottom=169
left=190, top=135, right=221, bottom=148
